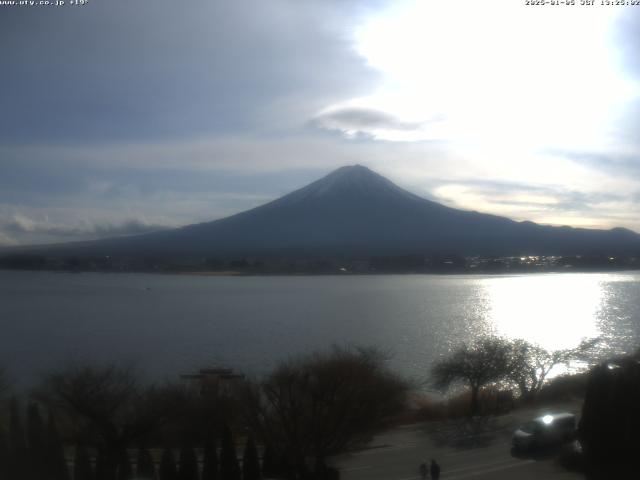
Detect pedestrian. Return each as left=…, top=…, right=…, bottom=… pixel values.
left=419, top=461, right=428, bottom=480
left=430, top=459, right=440, bottom=480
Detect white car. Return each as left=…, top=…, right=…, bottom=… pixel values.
left=512, top=412, right=576, bottom=451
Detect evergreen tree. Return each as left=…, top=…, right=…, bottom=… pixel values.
left=95, top=448, right=111, bottom=480
left=159, top=448, right=178, bottom=480
left=116, top=450, right=132, bottom=480
left=201, top=435, right=218, bottom=480
left=579, top=357, right=640, bottom=478
left=46, top=412, right=70, bottom=480
left=261, top=445, right=289, bottom=479
left=9, top=397, right=27, bottom=480
left=260, top=444, right=277, bottom=479
left=136, top=445, right=155, bottom=480
left=27, top=402, right=47, bottom=479
left=73, top=445, right=94, bottom=480
left=242, top=437, right=260, bottom=480
left=0, top=426, right=9, bottom=480
left=220, top=426, right=240, bottom=480
left=178, top=444, right=198, bottom=480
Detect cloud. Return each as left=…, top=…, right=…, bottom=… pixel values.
left=441, top=178, right=627, bottom=210
left=0, top=231, right=16, bottom=247
left=550, top=149, right=640, bottom=177
left=0, top=0, right=378, bottom=144
left=432, top=179, right=640, bottom=231
left=312, top=107, right=426, bottom=137
left=310, top=105, right=451, bottom=141
left=3, top=216, right=170, bottom=240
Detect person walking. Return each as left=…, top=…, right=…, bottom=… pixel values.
left=419, top=461, right=428, bottom=480
left=430, top=459, right=440, bottom=480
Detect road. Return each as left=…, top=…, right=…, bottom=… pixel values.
left=334, top=402, right=584, bottom=480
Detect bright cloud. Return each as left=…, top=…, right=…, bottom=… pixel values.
left=334, top=0, right=640, bottom=150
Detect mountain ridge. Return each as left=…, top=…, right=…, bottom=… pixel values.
left=3, top=165, right=640, bottom=258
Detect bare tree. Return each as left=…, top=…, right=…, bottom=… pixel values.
left=35, top=364, right=187, bottom=480
left=431, top=337, right=511, bottom=416
left=506, top=340, right=565, bottom=401
left=506, top=337, right=601, bottom=401
left=241, top=346, right=408, bottom=480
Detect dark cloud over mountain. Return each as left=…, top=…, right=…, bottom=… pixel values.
left=312, top=107, right=426, bottom=136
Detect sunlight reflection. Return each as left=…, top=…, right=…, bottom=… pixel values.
left=483, top=274, right=604, bottom=351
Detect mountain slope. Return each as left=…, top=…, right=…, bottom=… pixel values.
left=9, top=165, right=640, bottom=257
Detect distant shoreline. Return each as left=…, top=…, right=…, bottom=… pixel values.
left=1, top=267, right=640, bottom=277
left=175, top=270, right=243, bottom=276
left=4, top=251, right=640, bottom=276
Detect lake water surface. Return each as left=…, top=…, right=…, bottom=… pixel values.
left=1, top=270, right=639, bottom=388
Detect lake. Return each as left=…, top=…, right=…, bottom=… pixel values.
left=1, top=270, right=639, bottom=389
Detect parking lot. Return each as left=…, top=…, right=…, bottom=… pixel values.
left=334, top=402, right=584, bottom=480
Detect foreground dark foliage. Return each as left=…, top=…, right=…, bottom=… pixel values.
left=0, top=427, right=8, bottom=480
left=2, top=400, right=69, bottom=480
left=27, top=403, right=47, bottom=479
left=35, top=364, right=188, bottom=479
left=242, top=436, right=261, bottom=480
left=0, top=346, right=409, bottom=480
left=74, top=445, right=94, bottom=480
left=47, top=411, right=71, bottom=480
left=220, top=425, right=241, bottom=480
left=159, top=448, right=178, bottom=480
left=9, top=397, right=27, bottom=479
left=579, top=351, right=640, bottom=479
left=242, top=346, right=408, bottom=479
left=179, top=444, right=199, bottom=480
left=201, top=436, right=219, bottom=480
left=116, top=450, right=132, bottom=480
left=136, top=445, right=155, bottom=479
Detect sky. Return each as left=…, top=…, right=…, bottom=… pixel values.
left=1, top=0, right=640, bottom=246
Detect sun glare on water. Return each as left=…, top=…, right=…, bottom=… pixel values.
left=483, top=274, right=603, bottom=351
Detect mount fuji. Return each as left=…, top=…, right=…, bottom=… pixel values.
left=8, top=165, right=640, bottom=258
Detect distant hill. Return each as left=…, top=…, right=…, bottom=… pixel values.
left=5, top=165, right=640, bottom=258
